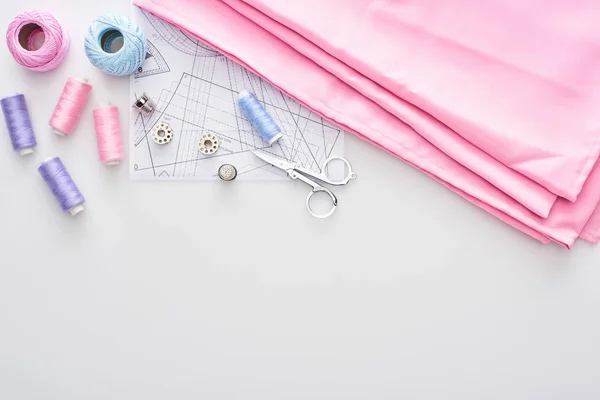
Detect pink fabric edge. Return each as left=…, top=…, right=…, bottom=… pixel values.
left=581, top=202, right=600, bottom=244
left=580, top=232, right=600, bottom=244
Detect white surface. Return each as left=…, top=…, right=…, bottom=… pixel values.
left=129, top=9, right=344, bottom=181
left=1, top=1, right=600, bottom=399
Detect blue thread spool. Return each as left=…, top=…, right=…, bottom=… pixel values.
left=1, top=94, right=37, bottom=156
left=238, top=90, right=283, bottom=145
left=84, top=14, right=147, bottom=76
left=38, top=157, right=85, bottom=216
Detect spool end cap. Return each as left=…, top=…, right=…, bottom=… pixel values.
left=238, top=90, right=250, bottom=100
left=53, top=128, right=65, bottom=136
left=19, top=148, right=34, bottom=156
left=268, top=132, right=283, bottom=146
left=69, top=204, right=84, bottom=216
left=105, top=160, right=120, bottom=166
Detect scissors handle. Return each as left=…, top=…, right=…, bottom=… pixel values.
left=290, top=170, right=338, bottom=218
left=306, top=187, right=338, bottom=219
left=297, top=156, right=357, bottom=186
left=324, top=156, right=357, bottom=185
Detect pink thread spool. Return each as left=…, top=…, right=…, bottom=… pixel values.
left=50, top=77, right=92, bottom=136
left=93, top=103, right=124, bottom=165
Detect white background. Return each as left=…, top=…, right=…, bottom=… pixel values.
left=1, top=1, right=600, bottom=399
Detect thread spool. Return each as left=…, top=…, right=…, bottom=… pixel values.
left=38, top=157, right=85, bottom=216
left=85, top=14, right=147, bottom=76
left=6, top=10, right=70, bottom=72
left=238, top=90, right=282, bottom=145
left=50, top=77, right=92, bottom=136
left=1, top=94, right=37, bottom=156
left=93, top=103, right=124, bottom=165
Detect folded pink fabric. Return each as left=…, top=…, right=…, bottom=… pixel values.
left=241, top=0, right=600, bottom=202
left=134, top=0, right=600, bottom=247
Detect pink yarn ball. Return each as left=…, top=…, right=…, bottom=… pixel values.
left=6, top=10, right=71, bottom=72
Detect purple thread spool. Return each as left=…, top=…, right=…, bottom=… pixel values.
left=38, top=157, right=85, bottom=216
left=1, top=94, right=37, bottom=156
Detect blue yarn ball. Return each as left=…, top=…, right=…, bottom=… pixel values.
left=84, top=14, right=147, bottom=76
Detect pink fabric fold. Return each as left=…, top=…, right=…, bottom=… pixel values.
left=134, top=0, right=600, bottom=247
left=239, top=0, right=600, bottom=202
left=581, top=203, right=600, bottom=245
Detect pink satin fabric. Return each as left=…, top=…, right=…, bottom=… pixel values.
left=134, top=0, right=600, bottom=247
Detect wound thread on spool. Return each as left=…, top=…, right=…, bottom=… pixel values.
left=85, top=14, right=147, bottom=76
left=1, top=94, right=37, bottom=156
left=50, top=77, right=92, bottom=136
left=238, top=90, right=283, bottom=145
left=6, top=10, right=71, bottom=72
left=38, top=157, right=85, bottom=216
left=93, top=103, right=124, bottom=165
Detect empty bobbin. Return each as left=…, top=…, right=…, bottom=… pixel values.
left=198, top=133, right=219, bottom=155
left=152, top=122, right=173, bottom=144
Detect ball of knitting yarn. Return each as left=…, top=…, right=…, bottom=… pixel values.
left=84, top=14, right=147, bottom=76
left=6, top=10, right=71, bottom=72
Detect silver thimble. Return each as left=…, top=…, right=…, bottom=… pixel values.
left=132, top=93, right=156, bottom=115
left=218, top=164, right=238, bottom=181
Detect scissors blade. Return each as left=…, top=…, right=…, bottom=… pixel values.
left=252, top=150, right=296, bottom=172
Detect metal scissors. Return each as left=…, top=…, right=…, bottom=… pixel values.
left=252, top=150, right=357, bottom=218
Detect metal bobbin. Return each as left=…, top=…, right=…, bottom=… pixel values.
left=218, top=164, right=238, bottom=181
left=152, top=122, right=173, bottom=144
left=132, top=93, right=156, bottom=115
left=199, top=133, right=220, bottom=155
